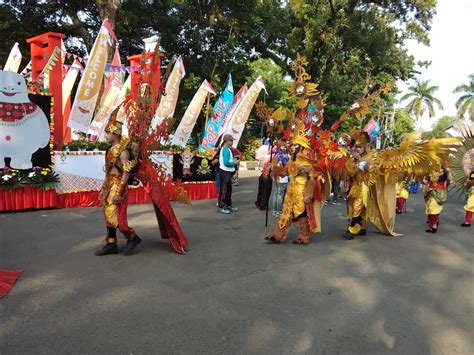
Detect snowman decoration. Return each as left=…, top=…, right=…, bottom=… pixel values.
left=0, top=71, right=50, bottom=169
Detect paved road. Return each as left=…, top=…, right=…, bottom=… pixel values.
left=1, top=172, right=473, bottom=354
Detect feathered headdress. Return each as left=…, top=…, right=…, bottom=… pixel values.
left=450, top=128, right=474, bottom=194
left=105, top=106, right=123, bottom=136
left=290, top=120, right=310, bottom=149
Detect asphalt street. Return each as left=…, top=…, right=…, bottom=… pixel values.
left=1, top=171, right=473, bottom=354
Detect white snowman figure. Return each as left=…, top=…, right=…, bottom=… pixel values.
left=0, top=71, right=50, bottom=169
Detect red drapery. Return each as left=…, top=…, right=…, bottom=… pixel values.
left=0, top=186, right=58, bottom=211
left=1, top=182, right=217, bottom=212
left=0, top=269, right=23, bottom=298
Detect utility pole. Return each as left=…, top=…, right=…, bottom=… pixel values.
left=381, top=111, right=395, bottom=149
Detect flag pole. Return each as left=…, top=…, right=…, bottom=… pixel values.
left=264, top=96, right=275, bottom=236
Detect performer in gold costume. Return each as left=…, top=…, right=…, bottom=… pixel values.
left=424, top=167, right=450, bottom=233
left=395, top=181, right=410, bottom=214
left=450, top=129, right=474, bottom=228
left=95, top=118, right=141, bottom=256
left=461, top=171, right=474, bottom=227
left=342, top=129, right=460, bottom=239
left=343, top=130, right=371, bottom=239
left=265, top=122, right=324, bottom=245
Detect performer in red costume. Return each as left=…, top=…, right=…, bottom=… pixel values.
left=106, top=51, right=190, bottom=255
left=95, top=119, right=141, bottom=256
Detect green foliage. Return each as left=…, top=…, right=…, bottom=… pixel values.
left=238, top=131, right=262, bottom=161
left=393, top=110, right=415, bottom=146
left=64, top=140, right=111, bottom=151
left=0, top=168, right=24, bottom=190
left=453, top=73, right=474, bottom=122
left=422, top=115, right=463, bottom=140
left=0, top=0, right=436, bottom=135
left=27, top=167, right=60, bottom=190
left=286, top=0, right=436, bottom=125
left=0, top=166, right=59, bottom=191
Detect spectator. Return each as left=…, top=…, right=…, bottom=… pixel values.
left=272, top=141, right=290, bottom=217
left=254, top=143, right=272, bottom=210
left=211, top=145, right=222, bottom=207
left=217, top=135, right=240, bottom=214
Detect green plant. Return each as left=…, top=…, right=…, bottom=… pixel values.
left=65, top=139, right=88, bottom=151
left=96, top=141, right=112, bottom=151
left=64, top=140, right=111, bottom=151
left=27, top=167, right=60, bottom=190
left=239, top=137, right=262, bottom=161
left=0, top=168, right=25, bottom=190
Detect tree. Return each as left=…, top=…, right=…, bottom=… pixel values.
left=422, top=115, right=463, bottom=140
left=286, top=0, right=437, bottom=126
left=401, top=79, right=443, bottom=126
left=392, top=110, right=415, bottom=146
left=245, top=57, right=292, bottom=136
left=0, top=1, right=438, bottom=135
left=453, top=73, right=474, bottom=122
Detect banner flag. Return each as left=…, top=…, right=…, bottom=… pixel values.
left=363, top=117, right=377, bottom=134
left=101, top=47, right=122, bottom=99
left=4, top=43, right=22, bottom=72
left=20, top=60, right=32, bottom=76
left=68, top=19, right=117, bottom=133
left=89, top=48, right=123, bottom=134
left=96, top=75, right=131, bottom=140
left=199, top=73, right=234, bottom=152
left=171, top=80, right=216, bottom=147
left=224, top=76, right=265, bottom=147
left=217, top=83, right=248, bottom=140
left=150, top=56, right=186, bottom=130
left=61, top=59, right=83, bottom=114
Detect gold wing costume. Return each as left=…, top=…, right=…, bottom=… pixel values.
left=344, top=131, right=461, bottom=237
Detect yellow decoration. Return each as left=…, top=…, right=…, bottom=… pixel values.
left=290, top=120, right=310, bottom=149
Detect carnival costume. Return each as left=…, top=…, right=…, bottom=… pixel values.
left=342, top=130, right=460, bottom=239
left=97, top=51, right=190, bottom=255
left=265, top=124, right=318, bottom=244
left=424, top=169, right=450, bottom=233
left=462, top=172, right=474, bottom=227
left=395, top=181, right=410, bottom=214
left=450, top=128, right=474, bottom=227
left=95, top=120, right=140, bottom=256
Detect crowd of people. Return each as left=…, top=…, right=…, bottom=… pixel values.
left=91, top=55, right=472, bottom=256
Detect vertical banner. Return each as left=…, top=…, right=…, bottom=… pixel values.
left=4, top=43, right=22, bottom=73
left=61, top=59, right=83, bottom=114
left=217, top=84, right=248, bottom=140
left=20, top=61, right=32, bottom=76
left=150, top=56, right=185, bottom=130
left=97, top=75, right=131, bottom=139
left=199, top=73, right=234, bottom=152
left=101, top=47, right=122, bottom=99
left=224, top=76, right=265, bottom=147
left=171, top=80, right=216, bottom=147
left=89, top=48, right=123, bottom=134
left=68, top=20, right=117, bottom=133
left=38, top=46, right=61, bottom=91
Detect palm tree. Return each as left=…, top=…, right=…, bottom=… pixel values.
left=453, top=73, right=474, bottom=122
left=401, top=79, right=443, bottom=127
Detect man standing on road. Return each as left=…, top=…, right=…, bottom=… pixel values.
left=217, top=134, right=240, bottom=214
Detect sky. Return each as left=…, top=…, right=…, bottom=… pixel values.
left=396, top=0, right=474, bottom=130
